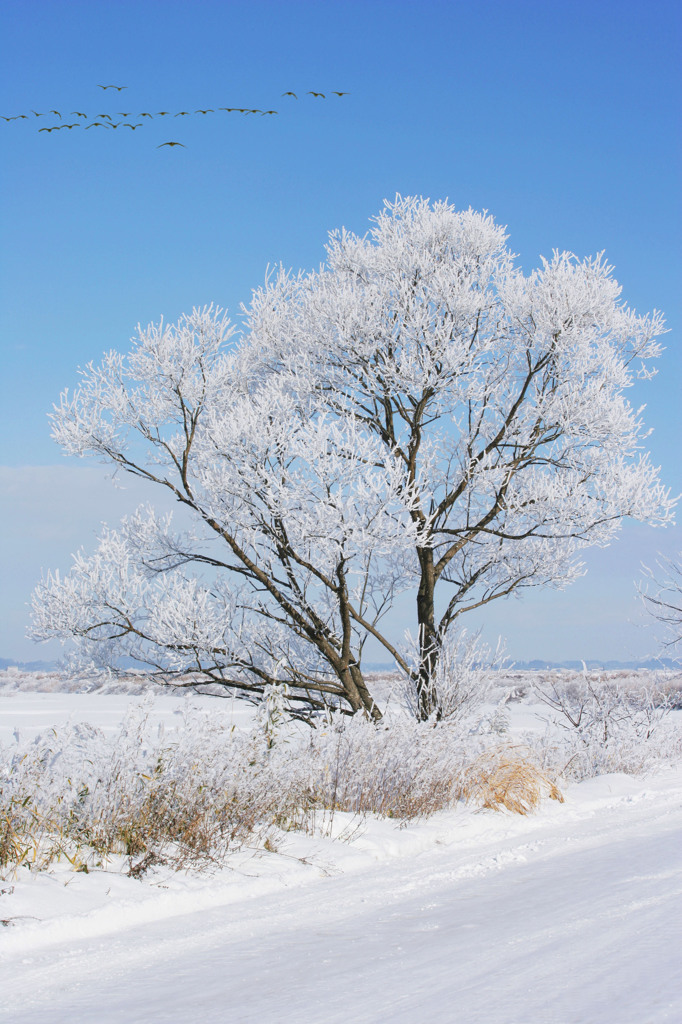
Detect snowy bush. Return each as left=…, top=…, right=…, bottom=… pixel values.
left=1, top=699, right=561, bottom=878
left=395, top=628, right=505, bottom=725
left=3, top=667, right=681, bottom=879
left=531, top=670, right=682, bottom=778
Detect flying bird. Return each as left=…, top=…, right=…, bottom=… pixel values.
left=282, top=92, right=297, bottom=98
left=97, top=114, right=113, bottom=120
left=262, top=110, right=278, bottom=115
left=157, top=141, right=185, bottom=147
left=157, top=111, right=171, bottom=116
left=174, top=111, right=190, bottom=117
left=49, top=110, right=62, bottom=118
left=31, top=110, right=43, bottom=117
left=122, top=123, right=143, bottom=129
left=116, top=112, right=132, bottom=117
left=38, top=126, right=57, bottom=132
left=332, top=91, right=349, bottom=97
left=140, top=112, right=153, bottom=118
left=62, top=123, right=80, bottom=129
left=195, top=109, right=214, bottom=114
left=97, top=84, right=127, bottom=91
left=71, top=111, right=87, bottom=117
left=85, top=121, right=111, bottom=128
left=307, top=92, right=325, bottom=98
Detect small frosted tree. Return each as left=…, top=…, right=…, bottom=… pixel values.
left=32, top=198, right=674, bottom=720
left=641, top=553, right=682, bottom=656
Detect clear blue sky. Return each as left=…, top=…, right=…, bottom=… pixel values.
left=1, top=0, right=680, bottom=664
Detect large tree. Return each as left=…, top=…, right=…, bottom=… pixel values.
left=32, top=198, right=674, bottom=719
left=244, top=196, right=674, bottom=717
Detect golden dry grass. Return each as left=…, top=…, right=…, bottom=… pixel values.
left=2, top=728, right=569, bottom=880
left=458, top=745, right=564, bottom=815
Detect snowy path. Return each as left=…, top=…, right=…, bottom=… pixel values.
left=2, top=771, right=681, bottom=1024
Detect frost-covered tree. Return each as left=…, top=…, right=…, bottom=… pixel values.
left=641, top=553, right=682, bottom=655
left=32, top=198, right=674, bottom=721
left=244, top=196, right=674, bottom=717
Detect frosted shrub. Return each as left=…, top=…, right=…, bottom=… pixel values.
left=0, top=703, right=292, bottom=877
left=1, top=697, right=565, bottom=878
left=532, top=671, right=681, bottom=778
left=396, top=629, right=504, bottom=726
left=296, top=712, right=468, bottom=819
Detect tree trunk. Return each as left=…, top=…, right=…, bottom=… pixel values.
left=416, top=547, right=440, bottom=720
left=350, top=663, right=382, bottom=721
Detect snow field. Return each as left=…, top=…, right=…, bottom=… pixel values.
left=1, top=673, right=681, bottom=1022
left=2, top=766, right=681, bottom=1023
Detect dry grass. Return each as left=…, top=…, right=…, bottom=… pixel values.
left=10, top=695, right=666, bottom=880
left=4, top=667, right=681, bottom=879
left=459, top=746, right=563, bottom=814
left=1, top=775, right=277, bottom=879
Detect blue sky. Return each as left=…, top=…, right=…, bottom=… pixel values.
left=1, top=0, right=680, bottom=663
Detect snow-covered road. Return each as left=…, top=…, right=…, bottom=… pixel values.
left=3, top=769, right=681, bottom=1024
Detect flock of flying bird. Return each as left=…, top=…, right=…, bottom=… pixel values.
left=2, top=85, right=350, bottom=148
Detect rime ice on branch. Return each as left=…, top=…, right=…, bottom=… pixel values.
left=32, top=198, right=675, bottom=719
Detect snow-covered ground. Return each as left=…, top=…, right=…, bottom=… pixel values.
left=1, top=679, right=681, bottom=1023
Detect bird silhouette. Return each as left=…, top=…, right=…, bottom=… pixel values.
left=140, top=112, right=153, bottom=118
left=38, top=126, right=56, bottom=132
left=174, top=111, right=190, bottom=117
left=85, top=121, right=111, bottom=129
left=307, top=92, right=325, bottom=98
left=282, top=92, right=297, bottom=98
left=97, top=114, right=113, bottom=120
left=157, top=111, right=171, bottom=116
left=31, top=110, right=43, bottom=117
left=62, top=123, right=80, bottom=129
left=157, top=141, right=185, bottom=148
left=71, top=111, right=87, bottom=117
left=332, top=91, right=349, bottom=97
left=122, top=123, right=143, bottom=129
left=262, top=110, right=278, bottom=115
left=195, top=109, right=214, bottom=114
left=97, top=84, right=127, bottom=91
left=116, top=112, right=132, bottom=117
left=50, top=110, right=62, bottom=118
